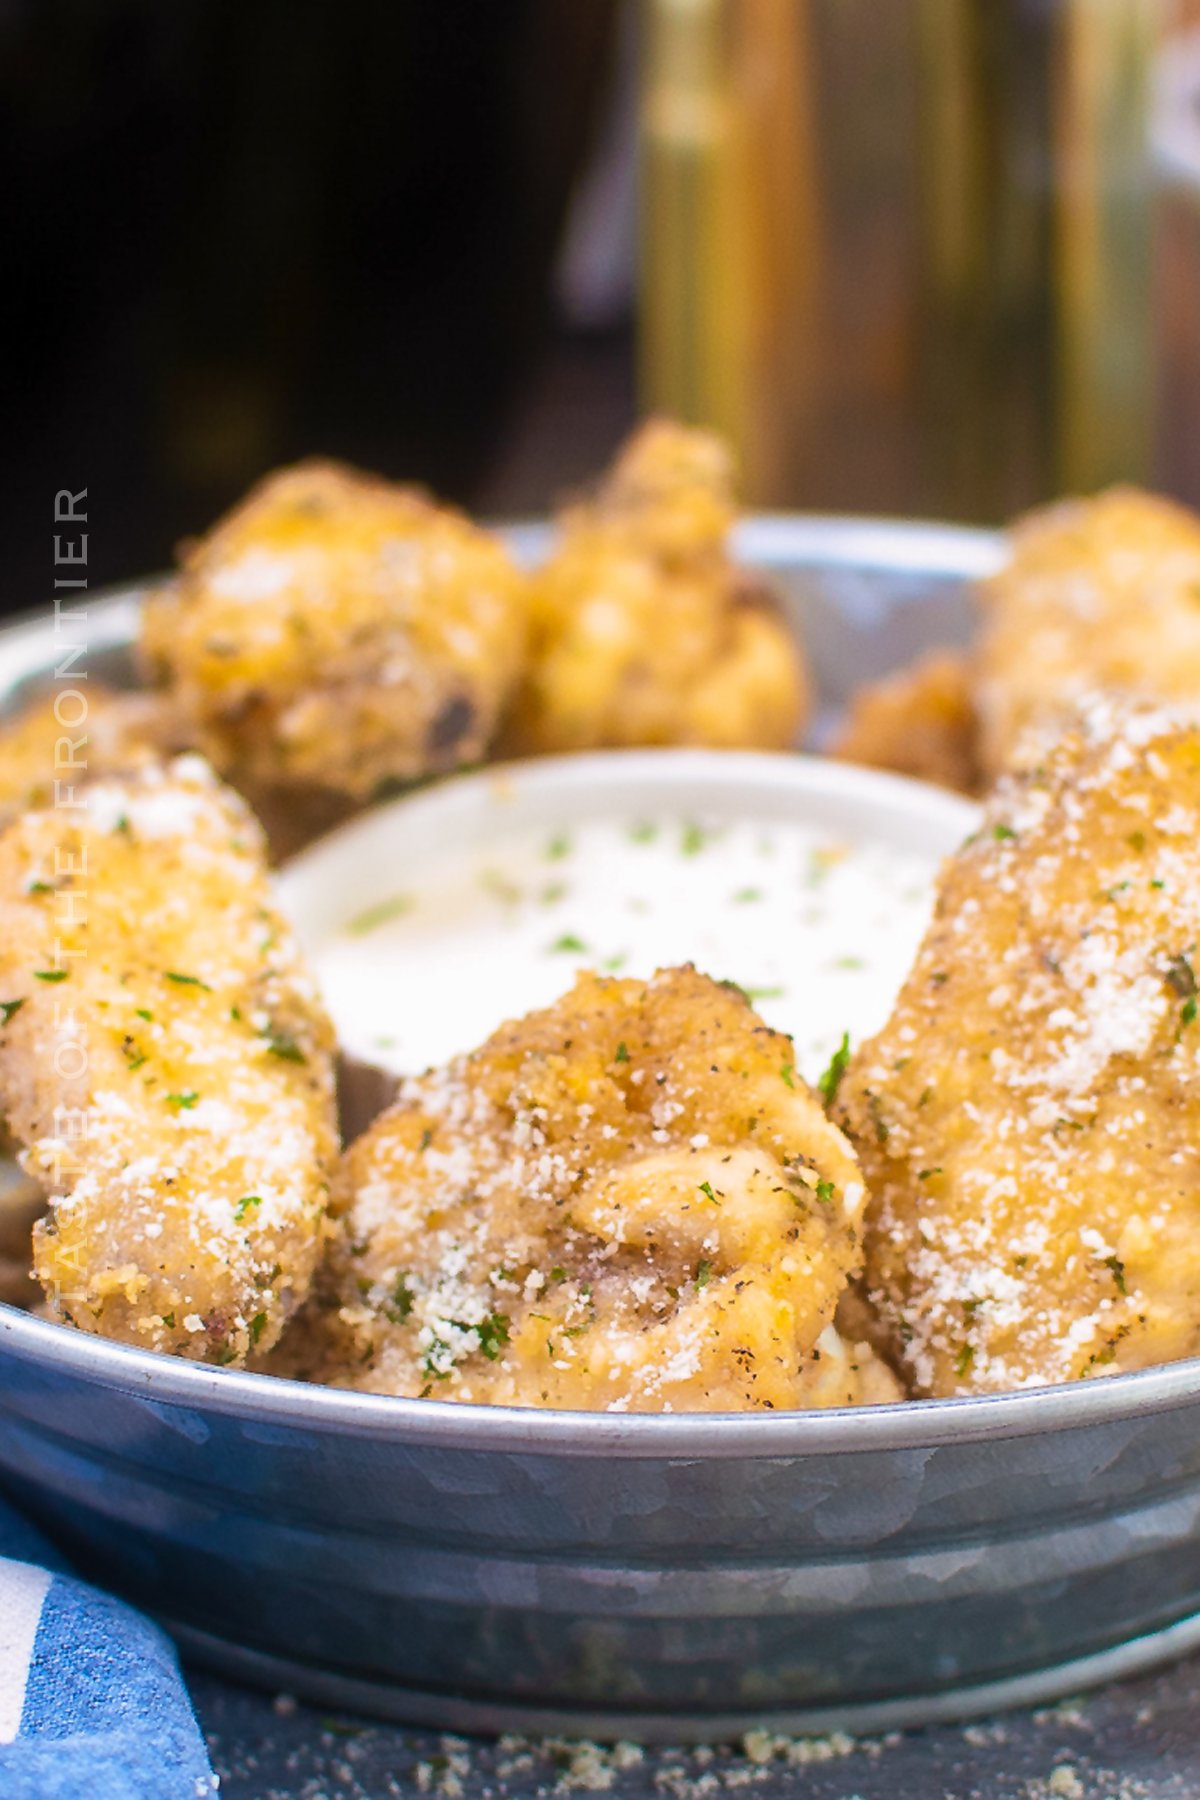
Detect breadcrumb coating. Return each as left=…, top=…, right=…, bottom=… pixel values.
left=500, top=421, right=810, bottom=755
left=0, top=756, right=338, bottom=1364
left=0, top=687, right=181, bottom=825
left=139, top=459, right=529, bottom=800
left=831, top=649, right=982, bottom=796
left=977, top=487, right=1200, bottom=777
left=838, top=696, right=1200, bottom=1396
left=312, top=965, right=890, bottom=1411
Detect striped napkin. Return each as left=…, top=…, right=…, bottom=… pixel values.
left=0, top=1500, right=217, bottom=1800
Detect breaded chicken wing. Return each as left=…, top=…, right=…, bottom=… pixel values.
left=500, top=421, right=810, bottom=755
left=313, top=965, right=890, bottom=1411
left=977, top=487, right=1200, bottom=778
left=0, top=755, right=338, bottom=1363
left=837, top=697, right=1200, bottom=1396
left=831, top=649, right=982, bottom=796
left=0, top=686, right=180, bottom=826
left=139, top=460, right=529, bottom=800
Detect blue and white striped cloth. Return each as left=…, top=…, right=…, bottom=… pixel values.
left=0, top=1500, right=217, bottom=1799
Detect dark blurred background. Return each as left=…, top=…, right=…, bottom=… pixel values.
left=8, top=0, right=1200, bottom=614
left=0, top=0, right=636, bottom=610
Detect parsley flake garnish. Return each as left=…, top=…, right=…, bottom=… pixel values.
left=614, top=1041, right=630, bottom=1063
left=1105, top=1254, right=1127, bottom=1295
left=135, top=1008, right=153, bottom=1022
left=698, top=1180, right=719, bottom=1204
left=0, top=999, right=24, bottom=1026
left=265, top=1029, right=307, bottom=1064
left=346, top=894, right=414, bottom=937
left=780, top=1062, right=796, bottom=1089
left=918, top=1167, right=943, bottom=1181
left=248, top=1311, right=268, bottom=1348
left=387, top=1273, right=415, bottom=1323
left=234, top=1194, right=262, bottom=1221
left=681, top=822, right=707, bottom=856
left=34, top=969, right=67, bottom=983
left=545, top=833, right=571, bottom=861
left=992, top=823, right=1016, bottom=841
left=161, top=1312, right=175, bottom=1330
left=165, top=971, right=211, bottom=991
left=817, top=1032, right=851, bottom=1106
left=696, top=1260, right=712, bottom=1289
left=954, top=1344, right=974, bottom=1378
left=815, top=1179, right=835, bottom=1204
left=629, top=821, right=657, bottom=844
left=167, top=1091, right=199, bottom=1111
left=549, top=933, right=587, bottom=954
left=27, top=880, right=54, bottom=895
left=733, top=887, right=762, bottom=903
left=477, top=1312, right=510, bottom=1360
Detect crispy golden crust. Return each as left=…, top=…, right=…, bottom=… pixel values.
left=139, top=460, right=529, bottom=799
left=832, top=650, right=982, bottom=797
left=977, top=487, right=1200, bottom=778
left=0, top=756, right=338, bottom=1364
left=837, top=697, right=1200, bottom=1396
left=312, top=965, right=879, bottom=1411
left=500, top=421, right=810, bottom=756
left=0, top=687, right=183, bottom=826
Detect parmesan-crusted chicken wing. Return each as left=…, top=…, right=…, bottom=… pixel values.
left=977, top=487, right=1200, bottom=778
left=832, top=649, right=982, bottom=796
left=139, top=459, right=529, bottom=801
left=310, top=965, right=894, bottom=1410
left=0, top=755, right=338, bottom=1363
left=837, top=697, right=1200, bottom=1395
left=0, top=686, right=181, bottom=826
left=500, top=421, right=810, bottom=756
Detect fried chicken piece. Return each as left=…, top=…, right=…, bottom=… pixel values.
left=313, top=965, right=881, bottom=1411
left=977, top=487, right=1200, bottom=778
left=500, top=420, right=810, bottom=755
left=0, top=686, right=181, bottom=826
left=139, top=460, right=529, bottom=801
left=831, top=649, right=982, bottom=796
left=0, top=755, right=338, bottom=1363
left=837, top=696, right=1200, bottom=1396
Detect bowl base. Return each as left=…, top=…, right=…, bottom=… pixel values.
left=169, top=1608, right=1200, bottom=1744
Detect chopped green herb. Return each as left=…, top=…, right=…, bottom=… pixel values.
left=549, top=933, right=587, bottom=954
left=550, top=1266, right=567, bottom=1283
left=541, top=881, right=566, bottom=905
left=1166, top=951, right=1197, bottom=999
left=1151, top=878, right=1166, bottom=891
left=1104, top=1254, right=1127, bottom=1295
left=124, top=1051, right=147, bottom=1072
left=817, top=1032, right=851, bottom=1106
left=166, top=1090, right=199, bottom=1111
left=918, top=1167, right=943, bottom=1181
left=602, top=952, right=627, bottom=971
left=0, top=999, right=24, bottom=1026
left=545, top=833, right=571, bottom=861
left=698, top=1180, right=719, bottom=1204
left=681, top=821, right=707, bottom=856
left=477, top=1313, right=510, bottom=1360
left=113, top=813, right=132, bottom=837
left=815, top=1179, right=835, bottom=1205
left=744, top=985, right=785, bottom=1002
left=696, top=1260, right=712, bottom=1289
left=387, top=1274, right=415, bottom=1323
left=1185, top=997, right=1198, bottom=1028
left=780, top=1062, right=795, bottom=1089
left=835, top=955, right=865, bottom=971
left=733, top=887, right=762, bottom=903
left=419, top=1128, right=433, bottom=1152
left=614, top=1041, right=630, bottom=1063
left=27, top=880, right=54, bottom=895
left=628, top=821, right=657, bottom=844
left=34, top=969, right=67, bottom=983
left=165, top=971, right=211, bottom=991
left=234, top=1194, right=262, bottom=1221
left=248, top=1311, right=268, bottom=1348
left=954, top=1344, right=974, bottom=1378
left=345, top=894, right=414, bottom=937
left=992, top=823, right=1016, bottom=841
left=161, top=1311, right=175, bottom=1330
left=135, top=1008, right=153, bottom=1022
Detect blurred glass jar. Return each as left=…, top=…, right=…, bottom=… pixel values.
left=639, top=0, right=1179, bottom=521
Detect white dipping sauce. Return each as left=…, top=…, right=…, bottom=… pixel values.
left=311, top=812, right=941, bottom=1084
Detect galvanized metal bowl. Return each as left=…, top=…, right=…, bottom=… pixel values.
left=2, top=517, right=1200, bottom=1743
